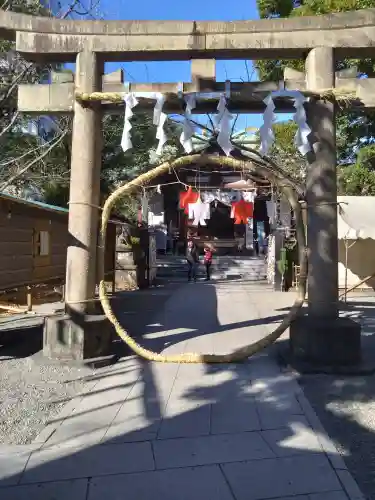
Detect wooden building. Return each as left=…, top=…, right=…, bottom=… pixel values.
left=0, top=193, right=119, bottom=293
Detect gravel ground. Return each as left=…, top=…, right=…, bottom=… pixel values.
left=0, top=349, right=95, bottom=445
left=0, top=282, right=177, bottom=445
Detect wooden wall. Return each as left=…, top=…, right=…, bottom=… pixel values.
left=0, top=197, right=116, bottom=292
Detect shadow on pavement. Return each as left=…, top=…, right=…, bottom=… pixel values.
left=0, top=283, right=372, bottom=499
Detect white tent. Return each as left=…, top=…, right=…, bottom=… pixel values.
left=337, top=196, right=375, bottom=296
left=337, top=196, right=375, bottom=240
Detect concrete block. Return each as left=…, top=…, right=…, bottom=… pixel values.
left=289, top=315, right=361, bottom=366
left=153, top=431, right=274, bottom=469
left=43, top=313, right=113, bottom=361
left=283, top=67, right=305, bottom=81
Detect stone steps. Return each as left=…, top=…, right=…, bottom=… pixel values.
left=157, top=256, right=267, bottom=281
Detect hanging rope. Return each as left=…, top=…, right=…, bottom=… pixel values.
left=98, top=154, right=307, bottom=364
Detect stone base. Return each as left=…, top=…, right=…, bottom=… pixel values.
left=43, top=313, right=114, bottom=362
left=289, top=314, right=361, bottom=367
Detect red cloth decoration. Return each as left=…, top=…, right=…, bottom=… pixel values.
left=179, top=187, right=199, bottom=214
left=231, top=199, right=253, bottom=224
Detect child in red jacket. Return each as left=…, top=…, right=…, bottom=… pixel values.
left=203, top=245, right=214, bottom=281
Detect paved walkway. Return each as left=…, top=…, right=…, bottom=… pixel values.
left=0, top=281, right=365, bottom=499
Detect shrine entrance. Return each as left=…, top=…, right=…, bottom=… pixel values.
left=206, top=201, right=233, bottom=240
left=8, top=7, right=368, bottom=366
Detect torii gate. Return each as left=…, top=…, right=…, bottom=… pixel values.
left=2, top=8, right=374, bottom=365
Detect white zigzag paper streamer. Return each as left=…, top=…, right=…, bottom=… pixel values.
left=215, top=95, right=233, bottom=156
left=293, top=94, right=311, bottom=155
left=121, top=91, right=168, bottom=155
left=121, top=93, right=139, bottom=152
left=180, top=95, right=196, bottom=153
left=259, top=94, right=275, bottom=155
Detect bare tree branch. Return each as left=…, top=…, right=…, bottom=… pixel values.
left=0, top=110, right=19, bottom=139
left=0, top=130, right=68, bottom=191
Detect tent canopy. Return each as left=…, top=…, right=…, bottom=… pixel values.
left=337, top=196, right=375, bottom=240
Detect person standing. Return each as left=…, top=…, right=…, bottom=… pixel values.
left=203, top=245, right=214, bottom=281
left=186, top=239, right=199, bottom=282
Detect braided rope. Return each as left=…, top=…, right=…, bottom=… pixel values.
left=98, top=154, right=307, bottom=364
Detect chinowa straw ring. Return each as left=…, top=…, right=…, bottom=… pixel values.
left=98, top=154, right=307, bottom=364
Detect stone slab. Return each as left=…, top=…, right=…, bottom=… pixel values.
left=309, top=492, right=350, bottom=500
left=256, top=401, right=305, bottom=430
left=104, top=362, right=179, bottom=443
left=210, top=397, right=261, bottom=434
left=1, top=478, right=88, bottom=500
left=153, top=431, right=274, bottom=469
left=222, top=454, right=343, bottom=500
left=157, top=402, right=211, bottom=439
left=21, top=442, right=154, bottom=484
left=87, top=465, right=234, bottom=500
left=261, top=421, right=323, bottom=457
left=0, top=452, right=31, bottom=486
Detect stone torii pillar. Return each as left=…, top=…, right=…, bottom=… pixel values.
left=43, top=51, right=113, bottom=361
left=289, top=47, right=361, bottom=368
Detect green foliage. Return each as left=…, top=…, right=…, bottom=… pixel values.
left=356, top=143, right=375, bottom=171
left=37, top=112, right=182, bottom=216
left=42, top=181, right=70, bottom=207
left=257, top=0, right=293, bottom=18
left=256, top=0, right=375, bottom=82
left=277, top=247, right=288, bottom=276
left=272, top=120, right=298, bottom=156
left=338, top=161, right=375, bottom=195
left=256, top=0, right=375, bottom=193
left=255, top=120, right=306, bottom=183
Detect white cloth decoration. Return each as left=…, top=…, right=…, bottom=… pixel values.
left=259, top=94, right=275, bottom=155
left=293, top=94, right=311, bottom=155
left=266, top=200, right=277, bottom=227
left=121, top=93, right=139, bottom=152
left=246, top=217, right=254, bottom=250
left=214, top=95, right=233, bottom=156
left=121, top=91, right=168, bottom=155
left=201, top=190, right=241, bottom=206
left=188, top=198, right=211, bottom=226
left=279, top=197, right=291, bottom=228
left=243, top=191, right=256, bottom=203
left=180, top=95, right=196, bottom=153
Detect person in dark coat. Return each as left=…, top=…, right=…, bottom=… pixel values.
left=186, top=239, right=199, bottom=282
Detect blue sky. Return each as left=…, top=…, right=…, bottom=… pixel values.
left=69, top=0, right=291, bottom=131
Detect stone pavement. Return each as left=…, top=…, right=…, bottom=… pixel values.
left=0, top=281, right=365, bottom=499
